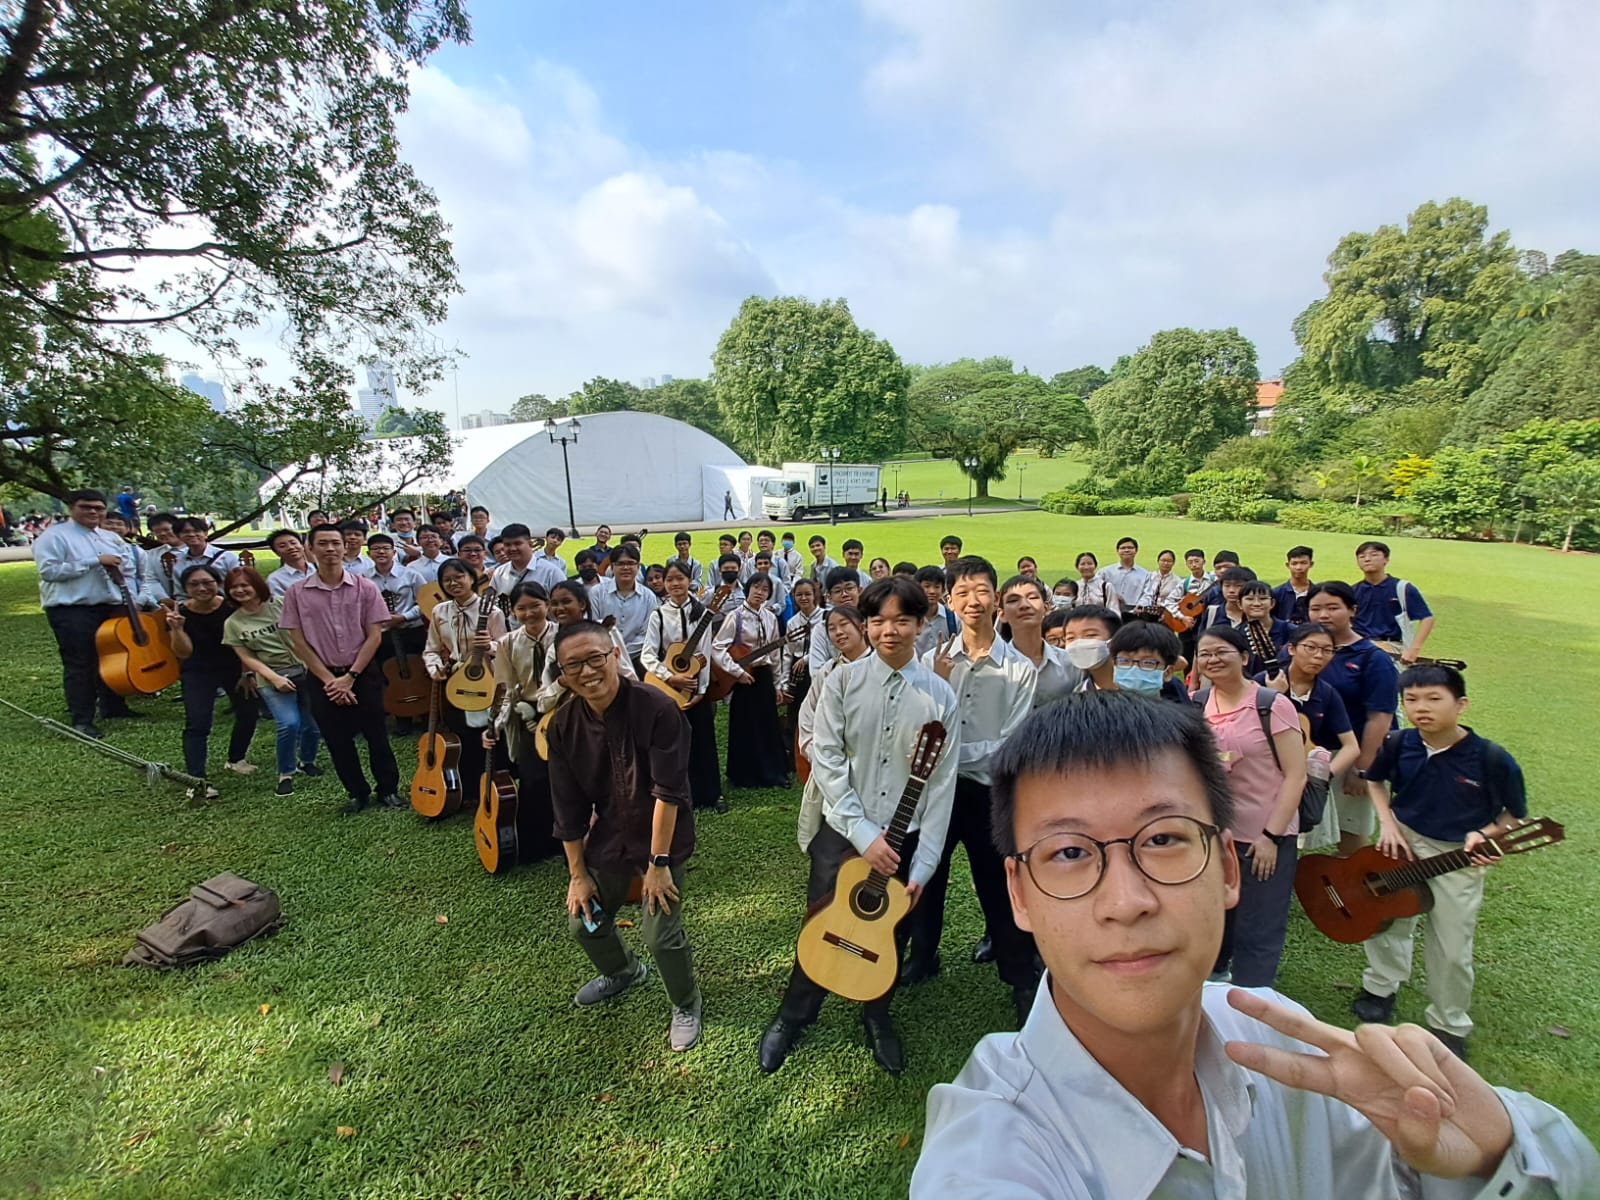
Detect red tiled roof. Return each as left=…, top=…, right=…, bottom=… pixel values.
left=1254, top=379, right=1284, bottom=409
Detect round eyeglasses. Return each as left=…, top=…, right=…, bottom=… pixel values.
left=1010, top=815, right=1221, bottom=900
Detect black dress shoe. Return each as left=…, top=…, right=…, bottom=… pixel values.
left=759, top=1017, right=803, bottom=1074
left=713, top=800, right=730, bottom=814
left=972, top=935, right=995, bottom=964
left=72, top=723, right=103, bottom=740
left=341, top=794, right=371, bottom=815
left=377, top=792, right=407, bottom=809
left=1350, top=988, right=1396, bottom=1025
left=900, top=955, right=940, bottom=986
left=862, top=1014, right=905, bottom=1076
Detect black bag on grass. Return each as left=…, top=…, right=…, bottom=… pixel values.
left=123, top=872, right=282, bottom=969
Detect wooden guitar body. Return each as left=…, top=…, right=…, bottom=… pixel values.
left=797, top=857, right=913, bottom=1002
left=383, top=654, right=430, bottom=716
left=415, top=582, right=446, bottom=619
left=534, top=691, right=571, bottom=760
left=1178, top=591, right=1206, bottom=621
left=475, top=769, right=519, bottom=873
left=96, top=611, right=179, bottom=695
left=410, top=731, right=462, bottom=817
left=641, top=667, right=701, bottom=710
left=1294, top=846, right=1431, bottom=944
left=445, top=663, right=494, bottom=711
left=1160, top=607, right=1190, bottom=634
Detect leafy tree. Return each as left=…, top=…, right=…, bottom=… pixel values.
left=1088, top=327, right=1257, bottom=479
left=1406, top=447, right=1501, bottom=538
left=509, top=393, right=567, bottom=424
left=371, top=407, right=421, bottom=438
left=1200, top=435, right=1304, bottom=497
left=1018, top=387, right=1096, bottom=458
left=712, top=297, right=910, bottom=464
left=1049, top=365, right=1110, bottom=399
left=1528, top=460, right=1600, bottom=552
left=1387, top=454, right=1433, bottom=497
left=564, top=377, right=641, bottom=416
left=1344, top=453, right=1385, bottom=508
left=634, top=378, right=728, bottom=443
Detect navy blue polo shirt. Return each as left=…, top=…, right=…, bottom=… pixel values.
left=1361, top=727, right=1526, bottom=843
left=1353, top=576, right=1432, bottom=642
left=1323, top=637, right=1397, bottom=730
left=1272, top=580, right=1315, bottom=624
left=1254, top=672, right=1351, bottom=754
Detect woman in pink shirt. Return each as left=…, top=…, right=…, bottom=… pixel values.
left=1195, top=624, right=1306, bottom=987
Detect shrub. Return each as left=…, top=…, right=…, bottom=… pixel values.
left=1240, top=500, right=1281, bottom=523
left=1276, top=502, right=1395, bottom=535
left=1170, top=492, right=1193, bottom=516
left=1184, top=467, right=1269, bottom=522
left=1039, top=490, right=1101, bottom=515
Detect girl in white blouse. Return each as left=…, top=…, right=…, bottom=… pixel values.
left=712, top=573, right=790, bottom=791
left=423, top=558, right=506, bottom=810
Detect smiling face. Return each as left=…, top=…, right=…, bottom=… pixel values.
left=547, top=587, right=585, bottom=625
left=1001, top=582, right=1047, bottom=632
left=1077, top=554, right=1097, bottom=580
left=557, top=629, right=619, bottom=706
left=341, top=530, right=364, bottom=558
left=439, top=565, right=473, bottom=601
left=1239, top=590, right=1272, bottom=621
left=1005, top=752, right=1239, bottom=1042
left=367, top=541, right=396, bottom=572
left=512, top=593, right=547, bottom=630
left=270, top=534, right=305, bottom=567
left=226, top=577, right=258, bottom=606
left=866, top=594, right=922, bottom=665
left=184, top=571, right=220, bottom=602
left=827, top=612, right=866, bottom=657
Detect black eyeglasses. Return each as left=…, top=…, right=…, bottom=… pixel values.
left=1010, top=816, right=1221, bottom=900
left=557, top=651, right=612, bottom=678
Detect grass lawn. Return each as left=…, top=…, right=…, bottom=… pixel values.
left=2, top=511, right=1596, bottom=1198
left=883, top=451, right=1088, bottom=504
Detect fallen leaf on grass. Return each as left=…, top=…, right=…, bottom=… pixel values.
left=1548, top=1025, right=1571, bottom=1039
left=327, top=1062, right=345, bottom=1086
left=385, top=848, right=396, bottom=857
left=335, top=1126, right=356, bottom=1138
left=594, top=1093, right=614, bottom=1103
left=1331, top=982, right=1353, bottom=991
left=367, top=1013, right=384, bottom=1028
left=435, top=914, right=449, bottom=925
left=126, top=1130, right=153, bottom=1147
left=258, top=1004, right=271, bottom=1015
left=895, top=1133, right=912, bottom=1151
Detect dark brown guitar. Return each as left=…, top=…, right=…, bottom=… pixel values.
left=379, top=589, right=429, bottom=717
left=475, top=684, right=519, bottom=873
left=1295, top=818, right=1564, bottom=943
left=703, top=625, right=804, bottom=704
left=410, top=679, right=462, bottom=818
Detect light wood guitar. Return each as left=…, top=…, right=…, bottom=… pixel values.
left=95, top=563, right=180, bottom=696
left=475, top=684, right=519, bottom=873
left=796, top=721, right=948, bottom=1002
left=1295, top=818, right=1563, bottom=943
left=444, top=595, right=496, bottom=711
left=409, top=679, right=462, bottom=818
left=1371, top=640, right=1468, bottom=671
left=415, top=580, right=446, bottom=619
left=640, top=584, right=732, bottom=710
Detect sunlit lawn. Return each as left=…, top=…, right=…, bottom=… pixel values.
left=885, top=451, right=1088, bottom=504
left=1, top=511, right=1595, bottom=1198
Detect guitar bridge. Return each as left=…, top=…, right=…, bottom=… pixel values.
left=821, top=932, right=880, bottom=963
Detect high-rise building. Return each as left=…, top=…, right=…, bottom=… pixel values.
left=638, top=376, right=657, bottom=390
left=461, top=409, right=514, bottom=430
left=659, top=373, right=674, bottom=385
left=357, top=361, right=398, bottom=425
left=180, top=372, right=228, bottom=415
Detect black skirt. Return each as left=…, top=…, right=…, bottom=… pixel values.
left=510, top=742, right=561, bottom=862
left=725, top=664, right=789, bottom=789
left=685, top=700, right=723, bottom=809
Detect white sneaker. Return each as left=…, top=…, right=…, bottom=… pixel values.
left=224, top=761, right=258, bottom=775
left=670, top=991, right=703, bottom=1052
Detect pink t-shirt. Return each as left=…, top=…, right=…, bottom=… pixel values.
left=1204, top=684, right=1301, bottom=843
left=278, top=571, right=389, bottom=669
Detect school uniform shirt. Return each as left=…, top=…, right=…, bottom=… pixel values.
left=703, top=576, right=745, bottom=614
left=776, top=546, right=804, bottom=581
left=1253, top=672, right=1352, bottom=755
left=173, top=543, right=241, bottom=579
left=810, top=653, right=960, bottom=887
left=1242, top=618, right=1294, bottom=675
left=267, top=562, right=315, bottom=598
left=1324, top=638, right=1399, bottom=732
left=33, top=520, right=145, bottom=608
left=642, top=598, right=714, bottom=694
left=712, top=602, right=786, bottom=691
left=1362, top=727, right=1528, bottom=844
left=340, top=553, right=375, bottom=580
left=1182, top=571, right=1216, bottom=598
left=1098, top=562, right=1153, bottom=613
left=806, top=554, right=839, bottom=583
left=527, top=549, right=567, bottom=593
left=913, top=604, right=957, bottom=660
left=922, top=632, right=1036, bottom=785
left=1199, top=604, right=1244, bottom=635
left=371, top=563, right=423, bottom=624
left=1271, top=579, right=1316, bottom=624
left=488, top=558, right=538, bottom=607
left=146, top=542, right=188, bottom=599
left=590, top=579, right=660, bottom=657
left=422, top=595, right=507, bottom=677
left=1144, top=571, right=1185, bottom=614
left=1074, top=573, right=1118, bottom=610
left=1353, top=576, right=1432, bottom=644
left=1022, top=640, right=1077, bottom=708
left=492, top=622, right=556, bottom=749
left=674, top=555, right=705, bottom=590
left=409, top=552, right=448, bottom=585
left=784, top=608, right=828, bottom=684
left=913, top=979, right=1598, bottom=1198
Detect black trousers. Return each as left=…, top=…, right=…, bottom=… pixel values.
left=684, top=700, right=722, bottom=809
left=778, top=824, right=921, bottom=1025
left=305, top=667, right=400, bottom=801
left=441, top=702, right=487, bottom=817
left=45, top=604, right=130, bottom=723
left=509, top=741, right=560, bottom=862
left=907, top=776, right=1040, bottom=992
left=179, top=665, right=259, bottom=778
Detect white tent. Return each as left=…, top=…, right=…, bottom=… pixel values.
left=259, top=411, right=751, bottom=526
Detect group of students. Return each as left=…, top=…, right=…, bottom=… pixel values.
left=33, top=492, right=1594, bottom=1193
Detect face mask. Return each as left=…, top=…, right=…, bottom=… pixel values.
left=578, top=567, right=599, bottom=582
left=781, top=540, right=793, bottom=550
left=1050, top=595, right=1073, bottom=611
left=720, top=572, right=739, bottom=585
left=1114, top=664, right=1166, bottom=695
left=1065, top=639, right=1109, bottom=670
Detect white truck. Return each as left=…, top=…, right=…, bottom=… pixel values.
left=761, top=462, right=882, bottom=521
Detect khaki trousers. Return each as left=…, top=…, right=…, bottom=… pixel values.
left=1361, top=824, right=1486, bottom=1038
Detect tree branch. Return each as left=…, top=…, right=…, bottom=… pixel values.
left=0, top=0, right=55, bottom=127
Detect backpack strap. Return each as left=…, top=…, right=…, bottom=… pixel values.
left=1194, top=685, right=1282, bottom=771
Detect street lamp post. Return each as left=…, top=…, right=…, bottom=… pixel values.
left=822, top=446, right=842, bottom=525
left=1018, top=461, right=1028, bottom=501
left=892, top=464, right=902, bottom=508
left=543, top=417, right=583, bottom=538
left=963, top=456, right=978, bottom=518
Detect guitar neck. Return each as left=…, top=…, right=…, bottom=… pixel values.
left=865, top=774, right=927, bottom=891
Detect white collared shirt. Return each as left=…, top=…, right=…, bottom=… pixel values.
left=1021, top=639, right=1079, bottom=707
left=921, top=630, right=1036, bottom=784
left=811, top=652, right=959, bottom=886
left=915, top=981, right=1597, bottom=1198
left=340, top=553, right=375, bottom=580
left=785, top=607, right=828, bottom=683
left=1099, top=562, right=1154, bottom=612
left=528, top=548, right=567, bottom=592
left=371, top=564, right=423, bottom=624
left=267, top=561, right=314, bottom=598
left=712, top=602, right=784, bottom=690
left=642, top=597, right=715, bottom=691
left=489, top=558, right=538, bottom=604
left=175, top=542, right=241, bottom=578
left=410, top=552, right=448, bottom=585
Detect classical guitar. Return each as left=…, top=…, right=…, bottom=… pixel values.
left=1295, top=818, right=1564, bottom=944
left=1178, top=589, right=1207, bottom=621
left=380, top=590, right=430, bottom=717
left=475, top=684, right=519, bottom=874
left=410, top=679, right=463, bottom=818
left=1246, top=619, right=1284, bottom=676
left=703, top=624, right=805, bottom=704
left=238, top=549, right=256, bottom=569
left=1371, top=640, right=1468, bottom=671
left=796, top=721, right=948, bottom=1002
left=444, top=593, right=496, bottom=712
left=95, top=562, right=180, bottom=696
left=415, top=580, right=446, bottom=620
left=640, top=583, right=733, bottom=710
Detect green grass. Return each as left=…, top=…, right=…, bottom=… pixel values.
left=2, top=512, right=1597, bottom=1198
left=884, top=450, right=1088, bottom=504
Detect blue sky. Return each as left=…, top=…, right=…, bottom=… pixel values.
left=200, top=1, right=1600, bottom=424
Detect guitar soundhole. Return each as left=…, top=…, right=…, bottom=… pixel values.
left=848, top=882, right=886, bottom=921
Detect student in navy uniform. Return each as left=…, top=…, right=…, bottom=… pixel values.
left=1352, top=540, right=1435, bottom=662
left=1271, top=544, right=1316, bottom=624
left=1349, top=665, right=1526, bottom=1062
left=1306, top=581, right=1400, bottom=855
left=1256, top=622, right=1361, bottom=779
left=1237, top=580, right=1293, bottom=677
left=1197, top=565, right=1254, bottom=635
left=1197, top=549, right=1240, bottom=607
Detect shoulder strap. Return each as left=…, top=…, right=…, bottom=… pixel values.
left=1253, top=686, right=1282, bottom=771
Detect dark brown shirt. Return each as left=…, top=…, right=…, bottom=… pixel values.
left=548, top=676, right=694, bottom=871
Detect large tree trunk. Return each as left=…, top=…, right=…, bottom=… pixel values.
left=976, top=478, right=990, bottom=499
left=1563, top=520, right=1575, bottom=553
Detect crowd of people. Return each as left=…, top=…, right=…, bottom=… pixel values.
left=29, top=489, right=1596, bottom=1194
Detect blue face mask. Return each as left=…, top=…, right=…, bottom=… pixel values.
left=1114, top=664, right=1166, bottom=695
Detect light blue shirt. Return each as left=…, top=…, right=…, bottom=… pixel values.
left=914, top=981, right=1598, bottom=1198
left=267, top=562, right=314, bottom=598
left=371, top=564, right=423, bottom=624
left=34, top=520, right=146, bottom=608
left=172, top=543, right=241, bottom=582
left=590, top=580, right=659, bottom=656
left=528, top=549, right=567, bottom=593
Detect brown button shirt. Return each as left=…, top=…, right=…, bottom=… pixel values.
left=548, top=676, right=694, bottom=872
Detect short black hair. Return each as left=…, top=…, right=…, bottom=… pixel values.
left=391, top=507, right=414, bottom=519
left=1238, top=580, right=1271, bottom=600
left=1218, top=566, right=1258, bottom=585
left=266, top=528, right=301, bottom=550
left=808, top=534, right=826, bottom=547
left=948, top=555, right=998, bottom=589
left=548, top=578, right=591, bottom=615
left=1286, top=545, right=1314, bottom=561
left=508, top=581, right=550, bottom=605
left=893, top=561, right=918, bottom=577
left=179, top=562, right=225, bottom=588
left=1355, top=540, right=1390, bottom=557
left=1000, top=575, right=1048, bottom=603
left=991, top=691, right=1235, bottom=855
left=914, top=565, right=946, bottom=587
left=663, top=558, right=695, bottom=581
left=1116, top=536, right=1138, bottom=551
left=1184, top=548, right=1205, bottom=559
left=573, top=549, right=597, bottom=568
left=610, top=544, right=640, bottom=564
left=307, top=523, right=344, bottom=545
left=1043, top=609, right=1072, bottom=633
left=545, top=527, right=566, bottom=540
left=1017, top=556, right=1037, bottom=569
left=1400, top=664, right=1466, bottom=699
left=67, top=489, right=106, bottom=505
left=674, top=531, right=691, bottom=544
left=841, top=538, right=863, bottom=553
left=470, top=505, right=489, bottom=517
left=1285, top=621, right=1334, bottom=647
left=436, top=556, right=479, bottom=588
left=1198, top=624, right=1250, bottom=656
left=366, top=533, right=394, bottom=549
left=1109, top=621, right=1182, bottom=665
left=1213, top=550, right=1240, bottom=566
left=339, top=519, right=368, bottom=534
left=859, top=576, right=929, bottom=620
left=148, top=512, right=178, bottom=530
left=500, top=523, right=531, bottom=541
left=824, top=566, right=859, bottom=594
left=177, top=516, right=209, bottom=534
left=758, top=529, right=775, bottom=542
left=455, top=534, right=485, bottom=551
left=718, top=534, right=736, bottom=547
left=1065, top=604, right=1121, bottom=633
left=716, top=552, right=742, bottom=569
left=1307, top=581, right=1356, bottom=609
left=554, top=618, right=611, bottom=655
left=620, top=533, right=641, bottom=547
left=745, top=571, right=774, bottom=598
left=939, top=534, right=963, bottom=550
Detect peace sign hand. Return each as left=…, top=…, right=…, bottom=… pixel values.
left=1222, top=989, right=1513, bottom=1181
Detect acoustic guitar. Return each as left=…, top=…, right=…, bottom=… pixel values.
left=1295, top=818, right=1564, bottom=944
left=474, top=684, right=519, bottom=874
left=380, top=590, right=430, bottom=717
left=409, top=679, right=463, bottom=818
left=640, top=584, right=732, bottom=710
left=444, top=594, right=496, bottom=712
left=1371, top=640, right=1468, bottom=671
left=96, top=563, right=180, bottom=696
left=702, top=624, right=804, bottom=705
left=415, top=580, right=446, bottom=620
left=1178, top=590, right=1207, bottom=621
left=1246, top=619, right=1284, bottom=676
left=796, top=721, right=948, bottom=1002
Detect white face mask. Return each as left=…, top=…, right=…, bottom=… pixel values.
left=1065, top=638, right=1110, bottom=670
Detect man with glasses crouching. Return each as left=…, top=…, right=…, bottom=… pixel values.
left=913, top=691, right=1597, bottom=1197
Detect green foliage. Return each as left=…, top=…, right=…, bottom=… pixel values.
left=1527, top=459, right=1600, bottom=552
left=1276, top=502, right=1399, bottom=536
left=509, top=393, right=568, bottom=423
left=565, top=376, right=642, bottom=416
left=1048, top=365, right=1110, bottom=398
left=1089, top=327, right=1257, bottom=479
left=713, top=296, right=909, bottom=465
left=1406, top=447, right=1502, bottom=539
left=633, top=378, right=727, bottom=443
left=1038, top=490, right=1102, bottom=515
left=1095, top=496, right=1179, bottom=517
left=1200, top=435, right=1304, bottom=497
left=1184, top=468, right=1269, bottom=523
left=1387, top=454, right=1434, bottom=497
left=370, top=408, right=421, bottom=438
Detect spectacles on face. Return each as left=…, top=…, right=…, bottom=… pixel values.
left=1011, top=816, right=1220, bottom=900
left=557, top=651, right=611, bottom=678
left=1296, top=642, right=1334, bottom=657
left=1113, top=656, right=1165, bottom=671
left=1195, top=648, right=1238, bottom=662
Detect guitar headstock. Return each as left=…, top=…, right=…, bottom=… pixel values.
left=711, top=582, right=734, bottom=608
left=1491, top=818, right=1565, bottom=856
left=908, top=721, right=947, bottom=782
left=239, top=549, right=256, bottom=569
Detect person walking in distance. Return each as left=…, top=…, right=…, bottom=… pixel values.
left=722, top=489, right=736, bottom=520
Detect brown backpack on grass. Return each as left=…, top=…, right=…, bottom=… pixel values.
left=123, top=872, right=282, bottom=969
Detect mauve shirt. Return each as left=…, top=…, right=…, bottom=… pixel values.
left=277, top=571, right=389, bottom=669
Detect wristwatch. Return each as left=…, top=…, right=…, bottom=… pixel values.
left=649, top=853, right=671, bottom=869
